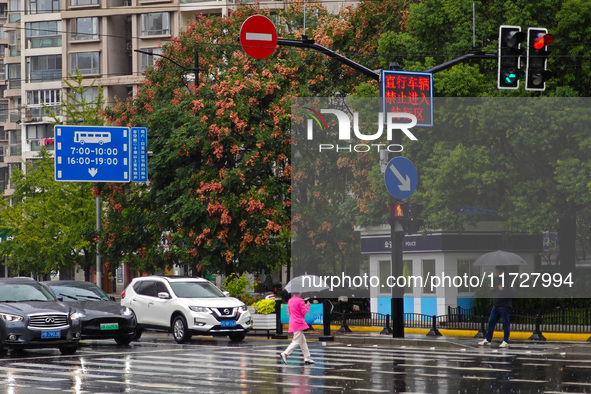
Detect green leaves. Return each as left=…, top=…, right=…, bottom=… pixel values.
left=0, top=150, right=95, bottom=275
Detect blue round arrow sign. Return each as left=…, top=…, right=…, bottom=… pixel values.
left=384, top=157, right=417, bottom=199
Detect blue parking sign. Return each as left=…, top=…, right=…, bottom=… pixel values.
left=54, top=125, right=130, bottom=182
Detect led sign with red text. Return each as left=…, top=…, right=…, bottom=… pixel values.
left=381, top=70, right=433, bottom=127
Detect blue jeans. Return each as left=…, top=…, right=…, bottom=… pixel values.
left=485, top=306, right=510, bottom=342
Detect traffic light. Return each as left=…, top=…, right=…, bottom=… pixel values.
left=498, top=25, right=524, bottom=90
left=393, top=203, right=406, bottom=218
left=526, top=27, right=554, bottom=91
left=407, top=203, right=424, bottom=234
left=388, top=202, right=410, bottom=233
left=388, top=202, right=424, bottom=234
left=273, top=283, right=282, bottom=296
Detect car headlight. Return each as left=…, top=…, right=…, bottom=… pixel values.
left=70, top=311, right=85, bottom=321
left=239, top=304, right=248, bottom=312
left=0, top=313, right=24, bottom=322
left=189, top=306, right=210, bottom=313
left=122, top=307, right=133, bottom=316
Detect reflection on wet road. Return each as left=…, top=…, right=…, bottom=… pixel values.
left=1, top=333, right=591, bottom=393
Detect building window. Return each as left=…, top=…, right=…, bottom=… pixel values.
left=0, top=104, right=7, bottom=122
left=74, top=86, right=99, bottom=104
left=380, top=260, right=413, bottom=294
left=457, top=259, right=479, bottom=293
left=8, top=63, right=21, bottom=89
left=26, top=89, right=61, bottom=106
left=141, top=13, right=170, bottom=36
left=71, top=17, right=99, bottom=41
left=28, top=55, right=62, bottom=82
left=27, top=0, right=60, bottom=14
left=26, top=21, right=62, bottom=48
left=139, top=47, right=163, bottom=72
left=8, top=130, right=21, bottom=148
left=422, top=259, right=435, bottom=294
left=70, top=52, right=99, bottom=75
left=26, top=89, right=61, bottom=118
left=27, top=124, right=53, bottom=139
left=379, top=260, right=390, bottom=295
left=27, top=124, right=54, bottom=151
left=8, top=30, right=20, bottom=57
left=70, top=0, right=99, bottom=6
left=402, top=260, right=413, bottom=294
left=8, top=0, right=20, bottom=22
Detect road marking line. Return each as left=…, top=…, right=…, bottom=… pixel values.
left=256, top=370, right=363, bottom=381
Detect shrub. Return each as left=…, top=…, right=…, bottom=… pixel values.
left=223, top=274, right=256, bottom=305
left=253, top=299, right=276, bottom=314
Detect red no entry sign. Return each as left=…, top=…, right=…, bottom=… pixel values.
left=239, top=15, right=277, bottom=59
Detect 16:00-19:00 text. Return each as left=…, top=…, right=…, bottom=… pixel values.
left=66, top=157, right=119, bottom=165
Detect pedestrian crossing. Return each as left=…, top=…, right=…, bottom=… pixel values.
left=0, top=338, right=590, bottom=393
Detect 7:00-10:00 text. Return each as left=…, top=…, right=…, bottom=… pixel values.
left=70, top=147, right=119, bottom=156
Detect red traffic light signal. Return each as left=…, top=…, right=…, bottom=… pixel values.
left=388, top=203, right=407, bottom=218
left=394, top=203, right=405, bottom=218
left=533, top=33, right=554, bottom=50
left=526, top=27, right=554, bottom=91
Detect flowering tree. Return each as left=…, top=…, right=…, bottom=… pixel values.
left=103, top=4, right=359, bottom=276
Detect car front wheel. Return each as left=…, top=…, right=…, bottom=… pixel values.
left=115, top=335, right=133, bottom=346
left=59, top=345, right=78, bottom=355
left=228, top=333, right=246, bottom=342
left=172, top=315, right=191, bottom=343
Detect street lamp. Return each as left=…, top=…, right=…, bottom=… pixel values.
left=134, top=49, right=202, bottom=82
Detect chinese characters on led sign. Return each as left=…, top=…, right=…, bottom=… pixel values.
left=381, top=70, right=433, bottom=127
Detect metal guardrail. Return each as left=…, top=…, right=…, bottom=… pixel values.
left=328, top=306, right=591, bottom=341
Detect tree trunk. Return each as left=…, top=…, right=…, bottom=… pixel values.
left=557, top=205, right=577, bottom=275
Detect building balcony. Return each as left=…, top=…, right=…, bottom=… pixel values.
left=28, top=138, right=55, bottom=152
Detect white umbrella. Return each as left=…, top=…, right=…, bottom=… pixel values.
left=473, top=250, right=527, bottom=267
left=284, top=275, right=329, bottom=293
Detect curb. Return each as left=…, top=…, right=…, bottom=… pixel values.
left=305, top=324, right=591, bottom=342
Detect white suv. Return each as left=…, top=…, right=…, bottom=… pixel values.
left=121, top=276, right=252, bottom=343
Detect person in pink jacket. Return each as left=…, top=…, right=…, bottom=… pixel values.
left=280, top=293, right=315, bottom=365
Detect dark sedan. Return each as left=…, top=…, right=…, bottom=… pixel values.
left=45, top=280, right=136, bottom=346
left=0, top=278, right=82, bottom=355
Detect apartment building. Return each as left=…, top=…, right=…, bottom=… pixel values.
left=0, top=0, right=289, bottom=194
left=0, top=0, right=359, bottom=197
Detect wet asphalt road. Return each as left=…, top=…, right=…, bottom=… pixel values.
left=1, top=332, right=591, bottom=393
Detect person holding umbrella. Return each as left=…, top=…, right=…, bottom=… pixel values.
left=478, top=265, right=513, bottom=348
left=280, top=292, right=315, bottom=365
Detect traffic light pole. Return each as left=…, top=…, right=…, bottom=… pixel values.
left=274, top=37, right=496, bottom=339
left=424, top=50, right=496, bottom=74
left=388, top=127, right=406, bottom=338
left=275, top=38, right=496, bottom=77
left=276, top=37, right=380, bottom=80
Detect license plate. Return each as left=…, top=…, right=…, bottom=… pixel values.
left=41, top=330, right=61, bottom=339
left=221, top=320, right=236, bottom=328
left=100, top=323, right=119, bottom=331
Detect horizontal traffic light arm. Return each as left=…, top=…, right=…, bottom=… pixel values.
left=424, top=51, right=497, bottom=73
